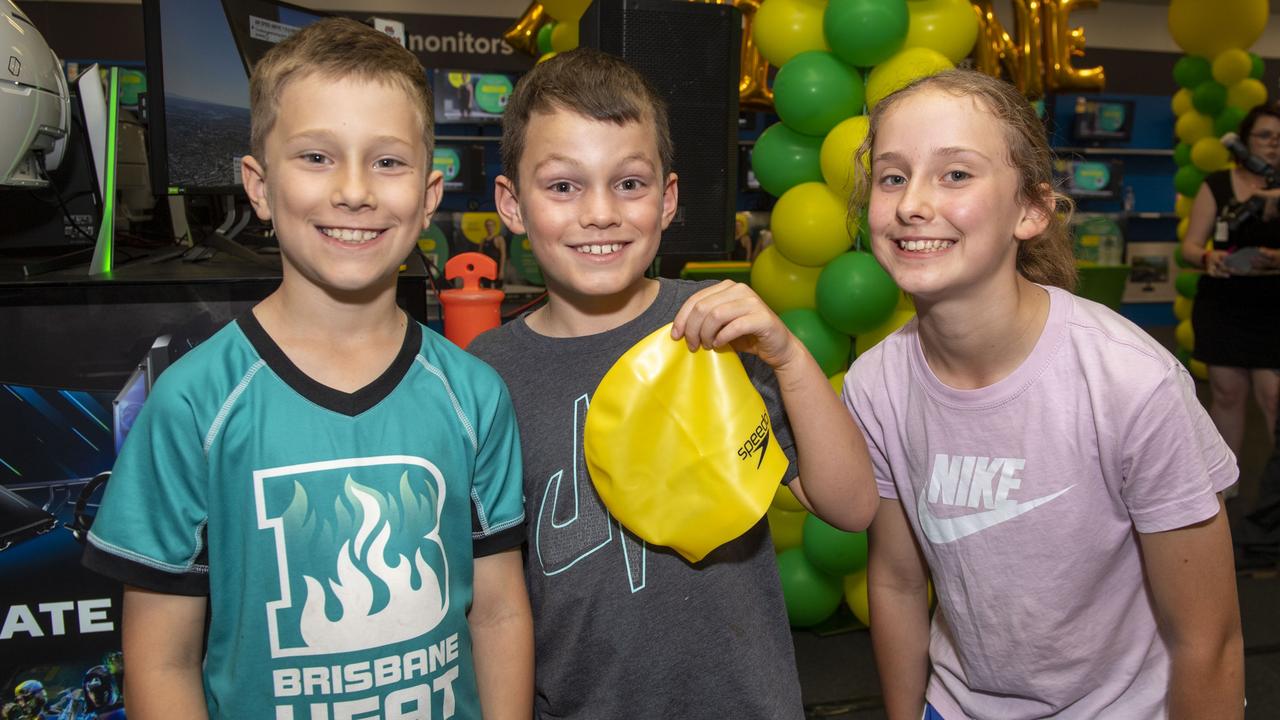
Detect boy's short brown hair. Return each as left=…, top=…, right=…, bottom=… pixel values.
left=500, top=47, right=673, bottom=185
left=249, top=17, right=433, bottom=162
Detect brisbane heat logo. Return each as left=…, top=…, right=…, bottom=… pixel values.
left=254, top=456, right=450, bottom=658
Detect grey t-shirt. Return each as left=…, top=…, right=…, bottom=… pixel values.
left=469, top=278, right=805, bottom=720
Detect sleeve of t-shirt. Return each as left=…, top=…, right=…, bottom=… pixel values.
left=842, top=362, right=898, bottom=500
left=82, top=378, right=211, bottom=595
left=742, top=353, right=798, bottom=483
left=1121, top=363, right=1238, bottom=533
left=470, top=378, right=527, bottom=557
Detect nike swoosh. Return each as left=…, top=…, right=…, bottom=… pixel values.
left=917, top=485, right=1075, bottom=544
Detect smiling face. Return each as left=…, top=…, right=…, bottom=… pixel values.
left=495, top=107, right=677, bottom=307
left=867, top=89, right=1048, bottom=305
left=242, top=73, right=442, bottom=299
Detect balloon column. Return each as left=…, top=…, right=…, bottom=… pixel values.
left=749, top=0, right=969, bottom=626
left=1167, top=0, right=1269, bottom=382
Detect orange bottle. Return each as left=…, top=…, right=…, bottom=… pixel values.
left=439, top=252, right=504, bottom=349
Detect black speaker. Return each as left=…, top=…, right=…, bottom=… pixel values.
left=579, top=0, right=741, bottom=257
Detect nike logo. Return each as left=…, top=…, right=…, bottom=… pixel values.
left=917, top=483, right=1075, bottom=544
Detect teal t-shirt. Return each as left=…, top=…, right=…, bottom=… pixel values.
left=84, top=313, right=524, bottom=719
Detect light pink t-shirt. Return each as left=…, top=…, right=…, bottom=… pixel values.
left=843, top=286, right=1237, bottom=720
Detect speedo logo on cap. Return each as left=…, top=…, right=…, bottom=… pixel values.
left=737, top=412, right=771, bottom=469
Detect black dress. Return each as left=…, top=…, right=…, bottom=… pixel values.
left=1191, top=170, right=1280, bottom=368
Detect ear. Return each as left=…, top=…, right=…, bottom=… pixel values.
left=659, top=172, right=679, bottom=230
left=242, top=155, right=272, bottom=222
left=494, top=174, right=527, bottom=235
left=1014, top=183, right=1054, bottom=241
left=421, top=168, right=445, bottom=230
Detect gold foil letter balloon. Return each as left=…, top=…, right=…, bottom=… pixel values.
left=503, top=2, right=551, bottom=56
left=971, top=0, right=1044, bottom=99
left=1041, top=0, right=1104, bottom=91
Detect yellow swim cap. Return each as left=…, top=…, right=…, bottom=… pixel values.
left=585, top=323, right=790, bottom=562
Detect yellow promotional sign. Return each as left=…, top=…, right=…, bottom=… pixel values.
left=459, top=212, right=503, bottom=245
left=584, top=323, right=789, bottom=562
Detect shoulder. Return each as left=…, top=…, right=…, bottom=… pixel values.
left=1055, top=288, right=1178, bottom=378
left=415, top=323, right=507, bottom=390
left=662, top=277, right=719, bottom=305
left=845, top=318, right=917, bottom=394
left=145, top=321, right=262, bottom=411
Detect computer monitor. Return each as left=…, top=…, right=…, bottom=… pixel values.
left=142, top=0, right=327, bottom=196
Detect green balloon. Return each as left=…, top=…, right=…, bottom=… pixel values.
left=773, top=51, right=865, bottom=137
left=1251, top=52, right=1265, bottom=80
left=1174, top=165, right=1206, bottom=197
left=751, top=122, right=825, bottom=198
left=1191, top=81, right=1227, bottom=116
left=1173, top=142, right=1192, bottom=167
left=536, top=22, right=556, bottom=55
left=1173, top=55, right=1212, bottom=89
left=1215, top=106, right=1248, bottom=136
left=776, top=548, right=844, bottom=627
left=815, top=251, right=899, bottom=335
left=1175, top=270, right=1200, bottom=299
left=1175, top=347, right=1191, bottom=366
left=802, top=514, right=868, bottom=576
left=780, top=308, right=853, bottom=376
left=824, top=0, right=909, bottom=68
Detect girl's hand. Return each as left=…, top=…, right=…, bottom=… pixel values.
left=1205, top=249, right=1232, bottom=278
left=671, top=280, right=801, bottom=370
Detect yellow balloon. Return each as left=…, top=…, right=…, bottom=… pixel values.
left=1175, top=194, right=1195, bottom=219
left=1177, top=216, right=1190, bottom=240
left=1191, top=136, right=1231, bottom=173
left=855, top=308, right=915, bottom=356
left=1175, top=319, right=1195, bottom=352
left=768, top=507, right=807, bottom=553
left=1175, top=111, right=1214, bottom=145
left=1213, top=48, right=1254, bottom=86
left=585, top=324, right=790, bottom=562
left=750, top=244, right=823, bottom=314
left=843, top=569, right=870, bottom=625
left=1171, top=88, right=1193, bottom=117
left=896, top=291, right=915, bottom=311
left=1174, top=295, right=1193, bottom=322
left=1227, top=78, right=1268, bottom=112
left=549, top=19, right=578, bottom=52
left=537, top=51, right=558, bottom=64
left=771, top=182, right=853, bottom=267
left=820, top=115, right=870, bottom=198
left=903, top=0, right=979, bottom=64
left=772, top=483, right=807, bottom=512
left=828, top=371, right=846, bottom=395
left=1189, top=358, right=1209, bottom=380
left=866, top=46, right=954, bottom=109
left=752, top=0, right=829, bottom=68
left=541, top=0, right=591, bottom=22
left=1168, top=0, right=1268, bottom=60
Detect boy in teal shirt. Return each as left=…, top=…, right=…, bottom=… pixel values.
left=83, top=19, right=531, bottom=719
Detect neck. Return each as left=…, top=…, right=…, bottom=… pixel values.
left=527, top=278, right=661, bottom=338
left=258, top=273, right=403, bottom=342
left=914, top=275, right=1050, bottom=390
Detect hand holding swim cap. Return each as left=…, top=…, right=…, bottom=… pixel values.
left=584, top=321, right=790, bottom=563
left=671, top=279, right=804, bottom=370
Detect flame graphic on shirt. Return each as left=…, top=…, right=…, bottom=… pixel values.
left=294, top=477, right=447, bottom=654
